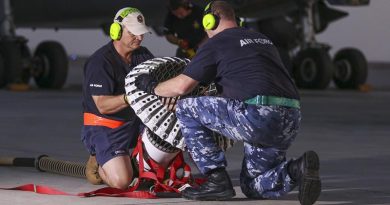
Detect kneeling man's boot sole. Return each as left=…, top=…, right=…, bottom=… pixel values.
left=299, top=151, right=321, bottom=205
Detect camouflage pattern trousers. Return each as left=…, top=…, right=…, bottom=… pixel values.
left=176, top=96, right=301, bottom=199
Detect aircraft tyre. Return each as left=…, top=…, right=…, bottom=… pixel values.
left=0, top=41, right=24, bottom=88
left=33, top=41, right=68, bottom=89
left=293, top=48, right=333, bottom=89
left=20, top=43, right=32, bottom=84
left=0, top=55, right=4, bottom=87
left=333, top=48, right=367, bottom=89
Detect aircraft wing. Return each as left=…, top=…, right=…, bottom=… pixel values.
left=12, top=0, right=370, bottom=30
left=191, top=0, right=369, bottom=20
left=327, top=0, right=369, bottom=6
left=12, top=0, right=166, bottom=29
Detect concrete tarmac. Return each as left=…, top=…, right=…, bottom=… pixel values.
left=0, top=59, right=389, bottom=205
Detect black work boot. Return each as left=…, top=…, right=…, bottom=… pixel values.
left=288, top=151, right=321, bottom=205
left=181, top=168, right=236, bottom=200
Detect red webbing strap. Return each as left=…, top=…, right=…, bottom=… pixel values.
left=130, top=136, right=196, bottom=194
left=2, top=184, right=73, bottom=195
left=1, top=137, right=204, bottom=199
left=166, top=153, right=191, bottom=188
left=78, top=187, right=156, bottom=198
left=1, top=184, right=157, bottom=198
left=130, top=137, right=179, bottom=193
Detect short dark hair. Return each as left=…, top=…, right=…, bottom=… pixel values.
left=168, top=0, right=192, bottom=10
left=211, top=1, right=235, bottom=21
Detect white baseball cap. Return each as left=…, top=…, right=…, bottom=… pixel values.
left=114, top=7, right=151, bottom=35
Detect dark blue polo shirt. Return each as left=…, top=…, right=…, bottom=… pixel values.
left=183, top=27, right=299, bottom=101
left=82, top=42, right=154, bottom=151
left=82, top=42, right=154, bottom=120
left=164, top=5, right=206, bottom=49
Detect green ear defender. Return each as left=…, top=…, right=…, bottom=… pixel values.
left=236, top=16, right=245, bottom=27
left=202, top=1, right=219, bottom=30
left=110, top=22, right=122, bottom=40
left=109, top=8, right=137, bottom=41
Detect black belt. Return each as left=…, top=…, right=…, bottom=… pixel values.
left=245, top=95, right=300, bottom=109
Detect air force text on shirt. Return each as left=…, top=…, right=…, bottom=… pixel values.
left=90, top=83, right=102, bottom=88
left=240, top=38, right=273, bottom=47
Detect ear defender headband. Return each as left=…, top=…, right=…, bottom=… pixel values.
left=202, top=1, right=220, bottom=30
left=236, top=16, right=244, bottom=27
left=110, top=8, right=137, bottom=41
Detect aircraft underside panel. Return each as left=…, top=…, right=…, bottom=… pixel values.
left=11, top=0, right=166, bottom=28
left=0, top=0, right=370, bottom=90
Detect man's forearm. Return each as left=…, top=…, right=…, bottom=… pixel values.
left=154, top=74, right=198, bottom=97
left=92, top=94, right=128, bottom=114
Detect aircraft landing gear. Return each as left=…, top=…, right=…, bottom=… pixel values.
left=0, top=39, right=23, bottom=87
left=0, top=54, right=4, bottom=86
left=293, top=47, right=333, bottom=89
left=333, top=48, right=368, bottom=89
left=291, top=0, right=367, bottom=90
left=31, top=41, right=68, bottom=89
left=0, top=0, right=68, bottom=90
left=0, top=38, right=69, bottom=90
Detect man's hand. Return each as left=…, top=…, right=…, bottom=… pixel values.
left=135, top=74, right=158, bottom=94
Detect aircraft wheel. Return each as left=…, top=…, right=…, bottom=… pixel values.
left=333, top=48, right=367, bottom=89
left=33, top=41, right=68, bottom=89
left=293, top=48, right=333, bottom=89
left=0, top=55, right=4, bottom=87
left=20, top=43, right=32, bottom=84
left=0, top=41, right=23, bottom=87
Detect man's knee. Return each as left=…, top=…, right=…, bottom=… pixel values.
left=176, top=98, right=197, bottom=122
left=100, top=156, right=134, bottom=189
left=105, top=171, right=133, bottom=190
left=176, top=98, right=191, bottom=113
left=176, top=100, right=185, bottom=116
